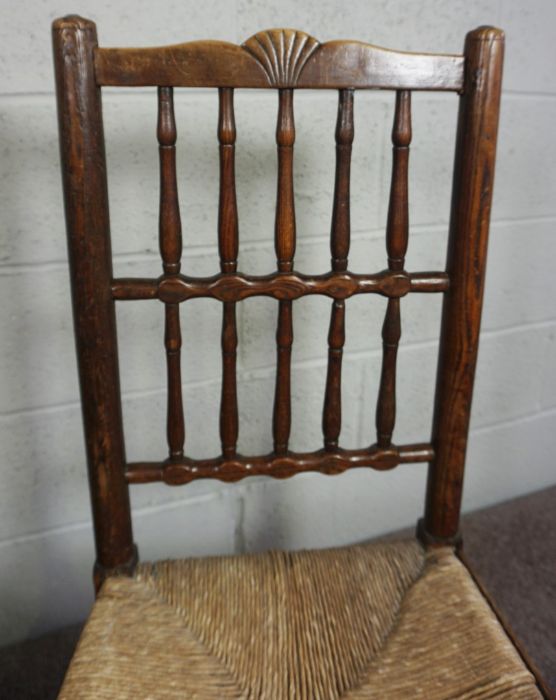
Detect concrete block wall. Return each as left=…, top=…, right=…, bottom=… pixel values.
left=1, top=0, right=555, bottom=646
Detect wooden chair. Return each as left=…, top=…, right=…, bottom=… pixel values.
left=52, top=16, right=548, bottom=698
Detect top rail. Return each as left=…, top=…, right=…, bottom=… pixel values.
left=94, top=28, right=464, bottom=91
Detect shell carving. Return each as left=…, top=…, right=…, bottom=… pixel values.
left=242, top=29, right=320, bottom=87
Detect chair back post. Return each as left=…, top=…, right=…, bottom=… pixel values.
left=421, top=27, right=505, bottom=546
left=52, top=16, right=137, bottom=589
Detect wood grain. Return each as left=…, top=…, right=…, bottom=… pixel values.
left=157, top=87, right=182, bottom=275
left=112, top=270, right=448, bottom=302
left=330, top=89, right=354, bottom=272
left=273, top=89, right=296, bottom=454
left=242, top=29, right=319, bottom=87
left=323, top=300, right=346, bottom=450
left=218, top=88, right=238, bottom=272
left=126, top=443, right=434, bottom=485
left=158, top=86, right=185, bottom=461
left=218, top=88, right=239, bottom=458
left=220, top=303, right=238, bottom=458
left=273, top=300, right=293, bottom=454
left=275, top=89, right=296, bottom=273
left=376, top=91, right=411, bottom=448
left=323, top=89, right=354, bottom=450
left=164, top=304, right=185, bottom=459
left=94, top=33, right=464, bottom=91
left=52, top=15, right=136, bottom=588
left=54, top=15, right=504, bottom=578
left=424, top=27, right=505, bottom=543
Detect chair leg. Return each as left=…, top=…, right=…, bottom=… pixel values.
left=93, top=545, right=139, bottom=594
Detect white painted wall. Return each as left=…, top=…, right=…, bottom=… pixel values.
left=1, top=0, right=555, bottom=646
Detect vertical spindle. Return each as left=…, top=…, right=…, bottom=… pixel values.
left=323, top=89, right=354, bottom=450
left=164, top=302, right=184, bottom=459
left=375, top=90, right=411, bottom=448
left=218, top=88, right=239, bottom=457
left=275, top=89, right=296, bottom=273
left=158, top=86, right=185, bottom=460
left=273, top=89, right=296, bottom=455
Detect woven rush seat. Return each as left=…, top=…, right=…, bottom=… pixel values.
left=58, top=540, right=540, bottom=699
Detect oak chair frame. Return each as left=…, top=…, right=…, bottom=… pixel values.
left=53, top=18, right=504, bottom=588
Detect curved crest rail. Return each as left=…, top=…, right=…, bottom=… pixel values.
left=94, top=28, right=464, bottom=90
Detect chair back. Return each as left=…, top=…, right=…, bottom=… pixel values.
left=52, top=17, right=504, bottom=586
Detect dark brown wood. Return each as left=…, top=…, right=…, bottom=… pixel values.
left=94, top=30, right=464, bottom=91
left=127, top=442, right=434, bottom=485
left=220, top=303, right=238, bottom=457
left=385, top=91, right=411, bottom=273
left=323, top=300, right=346, bottom=450
left=112, top=269, right=448, bottom=302
left=423, top=27, right=505, bottom=544
left=375, top=91, right=411, bottom=448
left=458, top=551, right=555, bottom=700
left=300, top=40, right=463, bottom=91
left=218, top=88, right=239, bottom=457
left=275, top=89, right=296, bottom=273
left=408, top=274, right=451, bottom=294
left=54, top=17, right=505, bottom=594
left=218, top=88, right=239, bottom=272
left=273, top=89, right=296, bottom=455
left=164, top=304, right=185, bottom=459
left=273, top=300, right=293, bottom=454
left=52, top=16, right=136, bottom=588
left=158, top=86, right=185, bottom=461
left=329, top=90, right=354, bottom=273
left=158, top=87, right=182, bottom=275
left=376, top=298, right=402, bottom=447
left=323, top=89, right=354, bottom=450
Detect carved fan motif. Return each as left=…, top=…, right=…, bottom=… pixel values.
left=242, top=29, right=320, bottom=87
